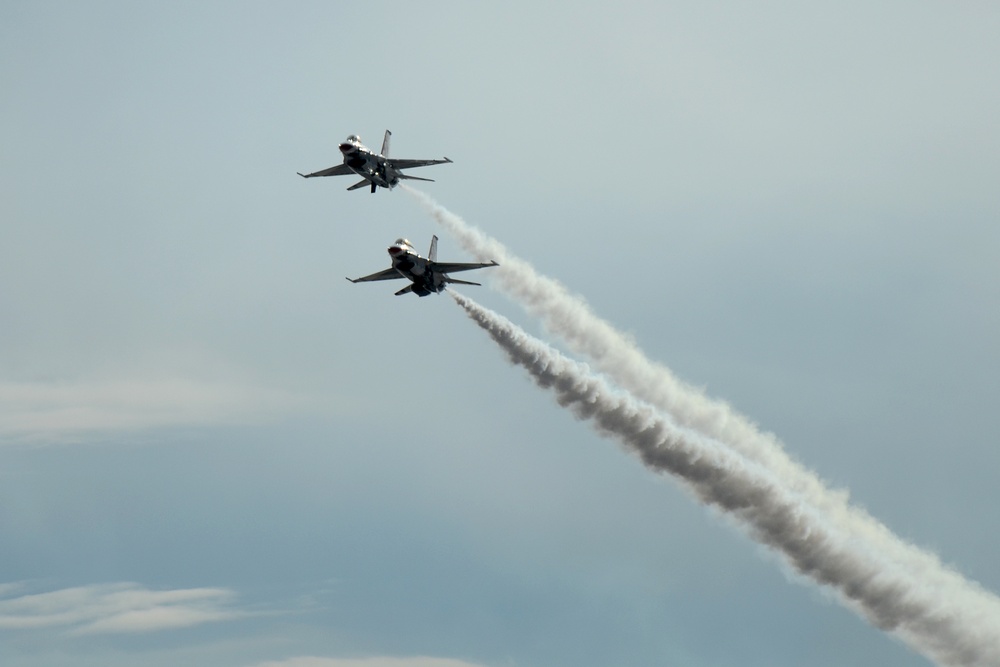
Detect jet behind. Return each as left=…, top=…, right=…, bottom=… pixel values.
left=347, top=236, right=498, bottom=297
left=297, top=130, right=452, bottom=193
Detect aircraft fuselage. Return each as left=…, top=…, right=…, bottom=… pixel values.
left=340, top=143, right=398, bottom=189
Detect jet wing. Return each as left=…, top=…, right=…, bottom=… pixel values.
left=388, top=157, right=453, bottom=170
left=347, top=268, right=404, bottom=283
left=297, top=163, right=354, bottom=178
left=431, top=260, right=499, bottom=274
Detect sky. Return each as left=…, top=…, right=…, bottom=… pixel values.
left=1, top=2, right=998, bottom=666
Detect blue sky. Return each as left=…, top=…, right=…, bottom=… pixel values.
left=2, top=2, right=998, bottom=666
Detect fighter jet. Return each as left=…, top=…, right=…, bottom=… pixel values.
left=347, top=236, right=498, bottom=297
left=297, top=130, right=452, bottom=193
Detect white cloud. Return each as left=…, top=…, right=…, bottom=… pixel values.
left=0, top=582, right=245, bottom=634
left=0, top=379, right=323, bottom=443
left=251, top=658, right=492, bottom=667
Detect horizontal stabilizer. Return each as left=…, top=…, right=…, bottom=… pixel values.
left=445, top=277, right=482, bottom=287
left=397, top=174, right=435, bottom=183
left=347, top=179, right=371, bottom=191
left=394, top=284, right=414, bottom=296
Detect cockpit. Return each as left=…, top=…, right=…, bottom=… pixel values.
left=339, top=135, right=362, bottom=154
left=388, top=238, right=412, bottom=257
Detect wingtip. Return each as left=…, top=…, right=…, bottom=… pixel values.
left=297, top=172, right=308, bottom=178
left=444, top=157, right=453, bottom=163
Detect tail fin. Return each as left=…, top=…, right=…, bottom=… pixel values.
left=428, top=235, right=439, bottom=263
left=381, top=129, right=391, bottom=157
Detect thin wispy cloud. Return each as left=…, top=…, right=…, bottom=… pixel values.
left=252, top=658, right=493, bottom=667
left=0, top=582, right=246, bottom=635
left=0, top=379, right=322, bottom=444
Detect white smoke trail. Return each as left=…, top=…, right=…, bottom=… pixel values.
left=404, top=187, right=1000, bottom=644
left=451, top=291, right=999, bottom=667
left=402, top=187, right=841, bottom=496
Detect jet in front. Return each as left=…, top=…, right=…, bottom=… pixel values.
left=297, top=130, right=452, bottom=193
left=347, top=236, right=498, bottom=296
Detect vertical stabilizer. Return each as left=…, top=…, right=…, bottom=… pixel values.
left=428, top=235, right=439, bottom=263
left=380, top=129, right=392, bottom=157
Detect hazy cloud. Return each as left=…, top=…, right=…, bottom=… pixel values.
left=252, top=658, right=492, bottom=667
left=0, top=379, right=322, bottom=444
left=0, top=582, right=245, bottom=635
